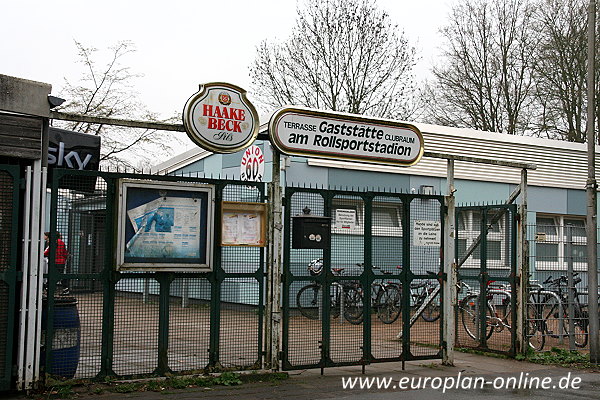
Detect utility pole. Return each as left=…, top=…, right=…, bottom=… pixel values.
left=586, top=0, right=599, bottom=365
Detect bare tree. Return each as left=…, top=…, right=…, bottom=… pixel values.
left=249, top=0, right=420, bottom=120
left=531, top=0, right=599, bottom=142
left=428, top=0, right=538, bottom=135
left=54, top=41, right=182, bottom=170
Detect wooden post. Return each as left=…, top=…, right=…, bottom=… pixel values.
left=443, top=159, right=456, bottom=365
left=517, top=168, right=528, bottom=354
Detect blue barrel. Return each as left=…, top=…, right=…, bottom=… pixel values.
left=42, top=297, right=81, bottom=378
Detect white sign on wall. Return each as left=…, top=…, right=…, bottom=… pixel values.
left=413, top=220, right=441, bottom=247
left=335, top=209, right=357, bottom=230
left=269, top=107, right=424, bottom=166
left=240, top=145, right=264, bottom=182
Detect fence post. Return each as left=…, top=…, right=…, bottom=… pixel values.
left=265, top=149, right=282, bottom=370
left=566, top=227, right=576, bottom=350
left=443, top=159, right=456, bottom=365
left=517, top=168, right=528, bottom=354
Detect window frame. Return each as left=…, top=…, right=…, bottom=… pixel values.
left=457, top=209, right=507, bottom=269
left=534, top=214, right=587, bottom=271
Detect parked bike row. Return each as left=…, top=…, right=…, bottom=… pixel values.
left=527, top=273, right=591, bottom=351
left=295, top=258, right=440, bottom=325
left=295, top=259, right=598, bottom=354
left=457, top=272, right=596, bottom=352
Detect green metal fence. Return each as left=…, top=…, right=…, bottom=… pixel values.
left=455, top=204, right=518, bottom=356
left=44, top=168, right=266, bottom=380
left=0, top=165, right=19, bottom=390
left=282, top=187, right=445, bottom=370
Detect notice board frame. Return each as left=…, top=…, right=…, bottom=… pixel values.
left=221, top=201, right=267, bottom=247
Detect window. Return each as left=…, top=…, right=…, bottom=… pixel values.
left=457, top=210, right=506, bottom=268
left=534, top=215, right=587, bottom=271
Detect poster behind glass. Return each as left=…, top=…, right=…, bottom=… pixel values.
left=117, top=180, right=214, bottom=271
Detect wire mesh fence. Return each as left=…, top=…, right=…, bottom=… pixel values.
left=0, top=166, right=18, bottom=390
left=527, top=223, right=600, bottom=353
left=455, top=205, right=517, bottom=356
left=43, top=169, right=266, bottom=380
left=282, top=187, right=444, bottom=370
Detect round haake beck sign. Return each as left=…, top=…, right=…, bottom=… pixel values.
left=183, top=82, right=259, bottom=153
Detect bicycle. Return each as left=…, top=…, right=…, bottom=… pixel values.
left=526, top=281, right=547, bottom=351
left=408, top=273, right=441, bottom=322
left=346, top=264, right=402, bottom=325
left=296, top=258, right=364, bottom=324
left=458, top=280, right=512, bottom=341
left=360, top=267, right=440, bottom=324
left=539, top=273, right=588, bottom=348
left=458, top=279, right=548, bottom=351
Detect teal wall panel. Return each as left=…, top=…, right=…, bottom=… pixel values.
left=567, top=189, right=586, bottom=216
left=177, top=159, right=205, bottom=175
left=222, top=151, right=242, bottom=168
left=454, top=180, right=511, bottom=204
left=286, top=161, right=328, bottom=187
left=527, top=186, right=568, bottom=214
left=328, top=169, right=410, bottom=191
left=203, top=154, right=223, bottom=177
left=410, top=176, right=443, bottom=195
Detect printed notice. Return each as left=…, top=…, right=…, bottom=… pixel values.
left=222, top=212, right=263, bottom=245
left=413, top=220, right=441, bottom=247
left=335, top=209, right=357, bottom=230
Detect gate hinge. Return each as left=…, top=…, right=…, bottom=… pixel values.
left=281, top=196, right=287, bottom=207
left=278, top=351, right=285, bottom=360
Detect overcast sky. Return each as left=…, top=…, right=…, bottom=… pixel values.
left=2, top=0, right=454, bottom=121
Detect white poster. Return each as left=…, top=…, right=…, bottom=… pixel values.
left=413, top=220, right=441, bottom=247
left=335, top=209, right=357, bottom=230
left=222, top=212, right=262, bottom=245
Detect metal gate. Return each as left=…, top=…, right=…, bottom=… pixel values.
left=0, top=165, right=19, bottom=390
left=455, top=204, right=518, bottom=355
left=282, top=187, right=445, bottom=370
left=43, top=168, right=266, bottom=380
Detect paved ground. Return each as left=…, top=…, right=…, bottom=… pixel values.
left=10, top=351, right=599, bottom=400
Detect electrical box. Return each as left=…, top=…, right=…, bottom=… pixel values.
left=292, top=208, right=331, bottom=249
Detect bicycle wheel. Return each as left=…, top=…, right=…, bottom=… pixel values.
left=573, top=319, right=588, bottom=348
left=526, top=303, right=545, bottom=351
left=573, top=307, right=588, bottom=348
left=375, top=285, right=401, bottom=324
left=421, top=291, right=441, bottom=322
left=343, top=284, right=364, bottom=324
left=296, top=283, right=321, bottom=320
left=543, top=296, right=588, bottom=347
left=460, top=294, right=494, bottom=340
left=542, top=295, right=564, bottom=339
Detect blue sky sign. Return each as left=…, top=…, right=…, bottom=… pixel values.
left=269, top=107, right=424, bottom=166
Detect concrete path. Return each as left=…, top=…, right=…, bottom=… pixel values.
left=10, top=352, right=600, bottom=399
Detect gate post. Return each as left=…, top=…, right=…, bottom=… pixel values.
left=442, top=159, right=456, bottom=365
left=517, top=168, right=528, bottom=354
left=265, top=149, right=282, bottom=370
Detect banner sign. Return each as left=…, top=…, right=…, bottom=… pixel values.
left=116, top=179, right=215, bottom=271
left=269, top=107, right=424, bottom=166
left=48, top=127, right=101, bottom=192
left=183, top=82, right=259, bottom=153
